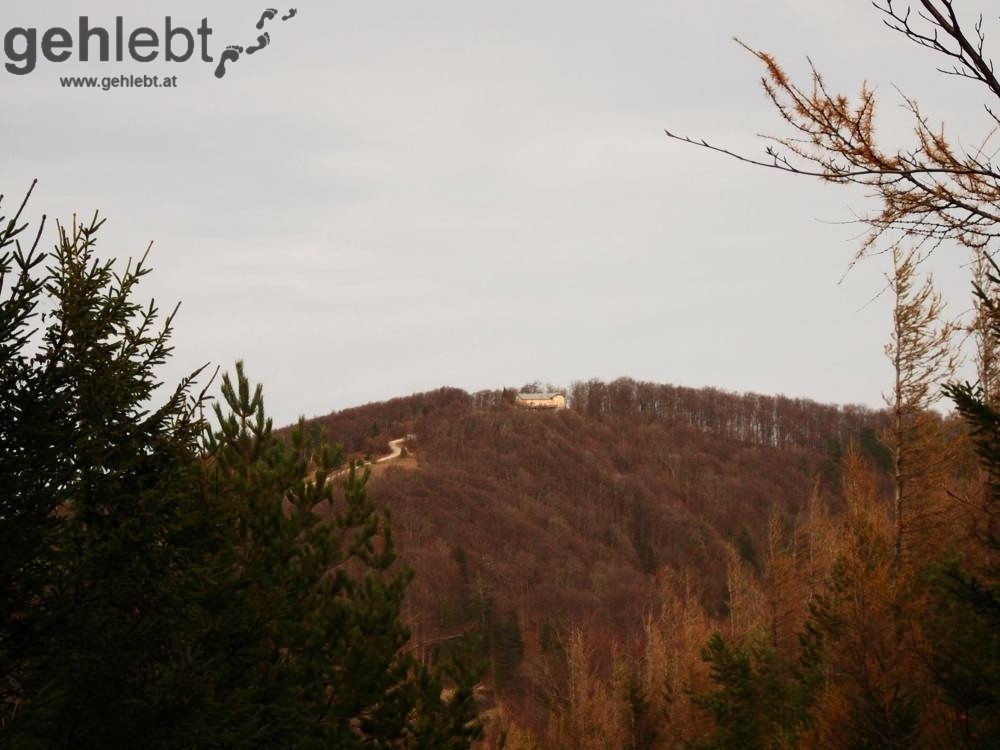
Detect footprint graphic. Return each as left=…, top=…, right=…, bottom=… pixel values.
left=281, top=8, right=298, bottom=21
left=246, top=33, right=270, bottom=55
left=214, top=45, right=243, bottom=79
left=256, top=8, right=278, bottom=29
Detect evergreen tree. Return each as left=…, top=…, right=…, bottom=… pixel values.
left=204, top=363, right=482, bottom=747
left=2, top=206, right=223, bottom=747
left=0, top=182, right=70, bottom=720
left=937, top=265, right=1000, bottom=747
left=491, top=612, right=525, bottom=690
left=0, top=189, right=481, bottom=748
left=690, top=632, right=813, bottom=750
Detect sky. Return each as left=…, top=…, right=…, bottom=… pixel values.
left=5, top=1, right=998, bottom=425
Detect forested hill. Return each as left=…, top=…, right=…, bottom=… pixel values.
left=307, top=378, right=892, bottom=459
left=298, top=380, right=895, bottom=711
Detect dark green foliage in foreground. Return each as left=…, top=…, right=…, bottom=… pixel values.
left=937, top=262, right=1000, bottom=747
left=0, top=189, right=480, bottom=748
left=689, top=632, right=814, bottom=750
left=921, top=557, right=1000, bottom=747
left=0, top=185, right=70, bottom=726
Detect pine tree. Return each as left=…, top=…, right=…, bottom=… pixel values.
left=204, top=363, right=482, bottom=747
left=936, top=268, right=1000, bottom=746
left=1, top=205, right=221, bottom=747
left=0, top=189, right=481, bottom=748
left=0, top=183, right=69, bottom=720
left=690, top=631, right=812, bottom=750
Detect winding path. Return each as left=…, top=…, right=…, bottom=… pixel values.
left=327, top=437, right=409, bottom=480
left=375, top=438, right=407, bottom=463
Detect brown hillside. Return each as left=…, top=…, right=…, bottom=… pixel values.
left=298, top=379, right=893, bottom=707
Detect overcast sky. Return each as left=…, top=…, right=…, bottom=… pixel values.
left=5, top=1, right=997, bottom=425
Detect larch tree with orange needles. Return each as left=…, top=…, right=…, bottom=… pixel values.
left=666, top=0, right=1000, bottom=260
left=884, top=246, right=959, bottom=566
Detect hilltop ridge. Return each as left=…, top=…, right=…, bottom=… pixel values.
left=293, top=378, right=899, bottom=723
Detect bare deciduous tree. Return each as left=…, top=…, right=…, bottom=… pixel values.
left=665, top=1, right=1000, bottom=260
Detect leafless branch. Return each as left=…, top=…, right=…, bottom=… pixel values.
left=664, top=10, right=1000, bottom=261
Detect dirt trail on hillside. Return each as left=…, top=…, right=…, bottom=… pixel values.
left=376, top=438, right=406, bottom=463
left=327, top=438, right=409, bottom=480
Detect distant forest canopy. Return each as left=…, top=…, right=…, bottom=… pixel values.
left=289, top=377, right=979, bottom=747
left=295, top=380, right=899, bottom=635
left=302, top=377, right=898, bottom=457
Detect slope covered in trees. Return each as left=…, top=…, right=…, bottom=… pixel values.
left=303, top=367, right=993, bottom=748
left=646, top=1, right=1000, bottom=745
left=299, top=380, right=903, bottom=739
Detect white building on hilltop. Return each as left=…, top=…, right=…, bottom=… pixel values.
left=515, top=392, right=566, bottom=410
